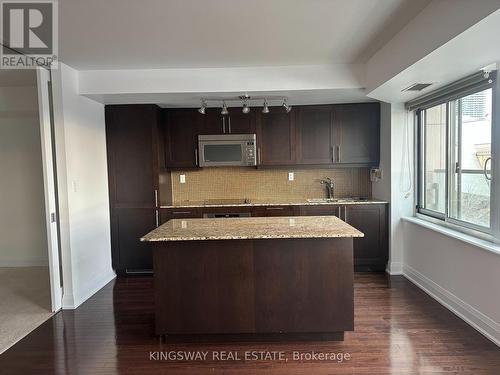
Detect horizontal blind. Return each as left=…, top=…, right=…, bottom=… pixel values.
left=405, top=70, right=496, bottom=111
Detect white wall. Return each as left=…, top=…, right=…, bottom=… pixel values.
left=0, top=84, right=49, bottom=267
left=403, top=222, right=500, bottom=345
left=52, top=63, right=115, bottom=309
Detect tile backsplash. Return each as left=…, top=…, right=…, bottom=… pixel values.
left=169, top=167, right=371, bottom=203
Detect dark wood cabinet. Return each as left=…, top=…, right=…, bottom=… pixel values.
left=296, top=105, right=335, bottom=165
left=256, top=107, right=296, bottom=165
left=344, top=204, right=387, bottom=270
left=251, top=205, right=295, bottom=217
left=296, top=203, right=388, bottom=270
left=159, top=208, right=202, bottom=224
left=164, top=108, right=200, bottom=168
left=334, top=103, right=380, bottom=165
left=199, top=108, right=256, bottom=135
left=105, top=104, right=161, bottom=273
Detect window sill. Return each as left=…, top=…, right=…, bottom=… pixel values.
left=402, top=216, right=500, bottom=256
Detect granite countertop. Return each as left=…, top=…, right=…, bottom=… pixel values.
left=141, top=215, right=364, bottom=242
left=160, top=198, right=388, bottom=209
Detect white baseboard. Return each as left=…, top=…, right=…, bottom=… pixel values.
left=385, top=261, right=403, bottom=275
left=0, top=257, right=49, bottom=267
left=62, top=270, right=116, bottom=310
left=403, top=264, right=500, bottom=347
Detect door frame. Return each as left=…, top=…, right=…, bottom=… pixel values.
left=36, top=67, right=62, bottom=312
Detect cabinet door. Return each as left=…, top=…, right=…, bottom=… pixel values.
left=252, top=206, right=295, bottom=217
left=113, top=208, right=156, bottom=272
left=296, top=105, right=335, bottom=165
left=227, top=108, right=256, bottom=134
left=334, top=103, right=380, bottom=165
left=164, top=109, right=200, bottom=168
left=105, top=104, right=159, bottom=207
left=160, top=208, right=203, bottom=224
left=344, top=204, right=388, bottom=268
left=199, top=108, right=225, bottom=135
left=298, top=205, right=341, bottom=217
left=256, top=107, right=295, bottom=165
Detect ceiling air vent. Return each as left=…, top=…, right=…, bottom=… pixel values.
left=402, top=83, right=433, bottom=92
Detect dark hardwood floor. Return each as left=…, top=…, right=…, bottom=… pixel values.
left=1, top=273, right=499, bottom=374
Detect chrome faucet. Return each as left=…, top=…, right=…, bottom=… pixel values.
left=320, top=177, right=335, bottom=199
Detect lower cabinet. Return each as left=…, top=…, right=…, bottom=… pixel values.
left=112, top=208, right=156, bottom=274
left=160, top=208, right=202, bottom=224
left=251, top=206, right=296, bottom=217
left=296, top=203, right=388, bottom=270
left=344, top=204, right=388, bottom=270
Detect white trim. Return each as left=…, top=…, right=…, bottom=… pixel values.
left=403, top=216, right=500, bottom=256
left=62, top=271, right=116, bottom=310
left=403, top=264, right=500, bottom=347
left=385, top=261, right=403, bottom=275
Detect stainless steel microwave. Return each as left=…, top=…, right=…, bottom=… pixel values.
left=198, top=134, right=257, bottom=167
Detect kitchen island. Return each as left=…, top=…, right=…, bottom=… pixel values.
left=141, top=216, right=363, bottom=340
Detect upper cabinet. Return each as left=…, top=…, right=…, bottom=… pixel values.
left=296, top=105, right=335, bottom=165
left=164, top=108, right=200, bottom=169
left=105, top=104, right=161, bottom=207
left=256, top=106, right=296, bottom=165
left=162, top=102, right=380, bottom=169
left=295, top=103, right=380, bottom=166
left=199, top=107, right=256, bottom=135
left=334, top=103, right=380, bottom=165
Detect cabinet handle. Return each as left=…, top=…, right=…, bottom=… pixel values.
left=222, top=117, right=226, bottom=133
left=155, top=210, right=159, bottom=227
left=331, top=146, right=334, bottom=163
left=154, top=189, right=158, bottom=207
left=344, top=206, right=347, bottom=221
left=337, top=145, right=341, bottom=163
left=195, top=148, right=199, bottom=166
left=266, top=207, right=284, bottom=210
left=257, top=147, right=261, bottom=165
left=172, top=211, right=192, bottom=215
left=228, top=117, right=231, bottom=133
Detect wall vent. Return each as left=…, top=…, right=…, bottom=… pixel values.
left=402, top=83, right=433, bottom=92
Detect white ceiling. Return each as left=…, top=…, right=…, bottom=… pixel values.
left=60, top=0, right=430, bottom=70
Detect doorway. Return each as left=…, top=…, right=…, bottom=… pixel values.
left=0, top=68, right=61, bottom=353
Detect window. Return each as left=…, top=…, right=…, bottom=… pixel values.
left=415, top=74, right=496, bottom=238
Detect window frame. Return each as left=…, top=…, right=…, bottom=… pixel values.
left=415, top=80, right=497, bottom=241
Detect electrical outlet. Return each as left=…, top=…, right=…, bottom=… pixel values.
left=181, top=220, right=187, bottom=229
left=288, top=172, right=294, bottom=181
left=180, top=174, right=186, bottom=184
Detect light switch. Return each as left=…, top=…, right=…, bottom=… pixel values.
left=180, top=174, right=186, bottom=184
left=288, top=172, right=294, bottom=181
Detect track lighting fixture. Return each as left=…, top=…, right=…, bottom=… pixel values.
left=198, top=100, right=206, bottom=115
left=262, top=100, right=270, bottom=114
left=282, top=99, right=292, bottom=113
left=221, top=102, right=229, bottom=115
left=242, top=100, right=250, bottom=114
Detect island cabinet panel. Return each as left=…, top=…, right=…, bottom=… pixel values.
left=345, top=204, right=388, bottom=269
left=164, top=108, right=201, bottom=169
left=253, top=238, right=354, bottom=333
left=256, top=107, right=296, bottom=165
left=295, top=105, right=335, bottom=165
left=105, top=104, right=161, bottom=273
left=152, top=237, right=354, bottom=336
left=334, top=103, right=380, bottom=165
left=154, top=240, right=255, bottom=334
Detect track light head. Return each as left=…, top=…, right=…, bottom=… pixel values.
left=242, top=101, right=250, bottom=114
left=262, top=100, right=270, bottom=114
left=283, top=99, right=292, bottom=113
left=221, top=102, right=229, bottom=115
left=198, top=100, right=206, bottom=115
